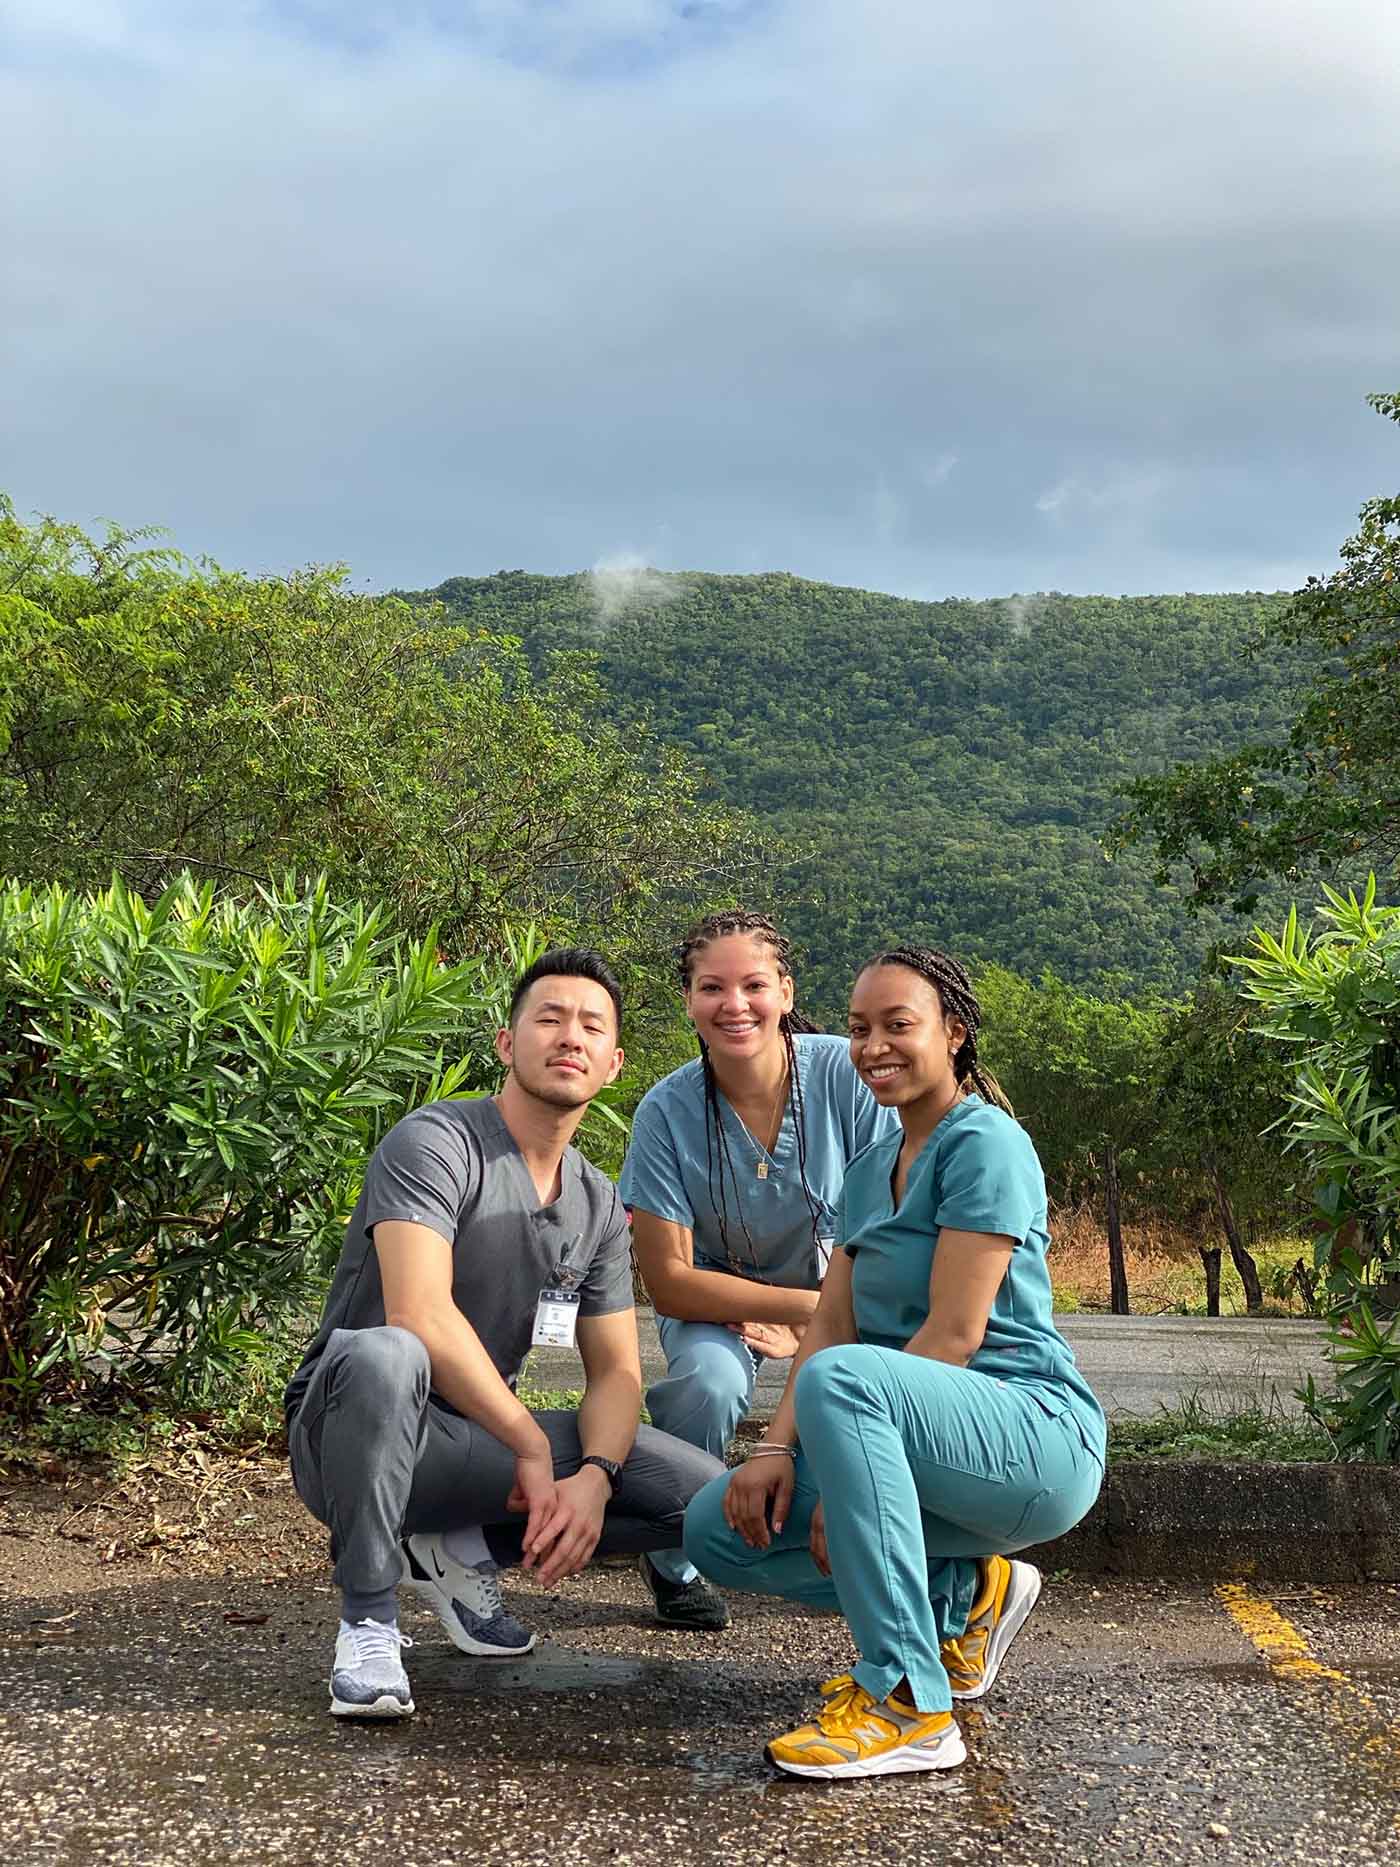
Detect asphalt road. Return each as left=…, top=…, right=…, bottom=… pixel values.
left=6, top=1565, right=1398, bottom=1865
left=531, top=1313, right=1331, bottom=1421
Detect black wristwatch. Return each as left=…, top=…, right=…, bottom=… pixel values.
left=579, top=1454, right=622, bottom=1495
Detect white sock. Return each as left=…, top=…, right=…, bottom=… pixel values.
left=441, top=1523, right=491, bottom=1569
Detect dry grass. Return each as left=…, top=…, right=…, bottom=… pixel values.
left=1048, top=1206, right=1312, bottom=1317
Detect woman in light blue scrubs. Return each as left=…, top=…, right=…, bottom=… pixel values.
left=683, top=945, right=1105, bottom=1779
left=618, top=910, right=897, bottom=1630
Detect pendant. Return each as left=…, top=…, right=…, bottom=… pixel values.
left=756, top=1161, right=769, bottom=1180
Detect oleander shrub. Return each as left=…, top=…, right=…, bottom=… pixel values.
left=0, top=872, right=503, bottom=1413
left=1237, top=879, right=1400, bottom=1458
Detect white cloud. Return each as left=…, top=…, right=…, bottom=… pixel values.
left=2, top=1, right=1398, bottom=596
left=921, top=452, right=958, bottom=489
left=587, top=552, right=683, bottom=624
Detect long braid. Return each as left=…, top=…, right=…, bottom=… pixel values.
left=676, top=910, right=827, bottom=1270
left=863, top=946, right=1015, bottom=1117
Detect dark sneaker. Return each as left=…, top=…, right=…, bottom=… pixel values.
left=639, top=1550, right=730, bottom=1631
left=403, top=1533, right=536, bottom=1657
left=329, top=1618, right=414, bottom=1719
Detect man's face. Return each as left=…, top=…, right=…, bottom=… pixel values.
left=496, top=975, right=624, bottom=1110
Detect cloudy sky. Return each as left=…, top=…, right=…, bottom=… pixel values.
left=5, top=1, right=1399, bottom=598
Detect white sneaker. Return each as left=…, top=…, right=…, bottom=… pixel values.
left=329, top=1618, right=414, bottom=1719
left=403, top=1533, right=536, bottom=1657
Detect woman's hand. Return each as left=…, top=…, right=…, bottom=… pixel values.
left=722, top=1452, right=795, bottom=1549
left=729, top=1320, right=803, bottom=1360
left=809, top=1497, right=830, bottom=1576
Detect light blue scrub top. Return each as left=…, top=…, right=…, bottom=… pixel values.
left=838, top=1095, right=1105, bottom=1455
left=620, top=1033, right=898, bottom=1289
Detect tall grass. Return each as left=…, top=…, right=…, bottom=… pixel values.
left=1048, top=1207, right=1311, bottom=1317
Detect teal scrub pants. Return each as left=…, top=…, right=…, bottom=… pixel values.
left=683, top=1342, right=1104, bottom=1713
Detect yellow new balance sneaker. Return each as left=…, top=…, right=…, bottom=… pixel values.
left=765, top=1679, right=966, bottom=1780
left=941, top=1555, right=1042, bottom=1702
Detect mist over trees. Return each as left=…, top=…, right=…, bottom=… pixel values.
left=418, top=570, right=1301, bottom=1014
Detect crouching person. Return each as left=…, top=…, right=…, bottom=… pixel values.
left=682, top=948, right=1106, bottom=1779
left=284, top=947, right=724, bottom=1720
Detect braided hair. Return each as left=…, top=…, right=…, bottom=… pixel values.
left=859, top=946, right=1015, bottom=1116
left=676, top=910, right=825, bottom=1275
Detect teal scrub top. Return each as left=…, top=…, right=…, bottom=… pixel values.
left=838, top=1095, right=1105, bottom=1450
left=620, top=1033, right=899, bottom=1289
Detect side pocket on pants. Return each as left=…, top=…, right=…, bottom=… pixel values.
left=287, top=1393, right=329, bottom=1525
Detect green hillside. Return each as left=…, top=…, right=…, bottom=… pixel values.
left=415, top=570, right=1298, bottom=1016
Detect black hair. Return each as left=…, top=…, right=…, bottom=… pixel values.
left=509, top=947, right=623, bottom=1034
left=675, top=909, right=823, bottom=1275
left=857, top=945, right=1013, bottom=1114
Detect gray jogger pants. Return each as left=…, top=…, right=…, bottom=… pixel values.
left=286, top=1326, right=725, bottom=1606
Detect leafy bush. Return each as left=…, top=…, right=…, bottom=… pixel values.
left=0, top=872, right=505, bottom=1414
left=1237, top=879, right=1400, bottom=1457
left=0, top=498, right=754, bottom=1017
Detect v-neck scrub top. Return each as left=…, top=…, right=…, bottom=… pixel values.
left=839, top=1095, right=1104, bottom=1445
left=284, top=1097, right=633, bottom=1421
left=620, top=1033, right=898, bottom=1289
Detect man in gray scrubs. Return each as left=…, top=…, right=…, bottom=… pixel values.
left=285, top=947, right=723, bottom=1719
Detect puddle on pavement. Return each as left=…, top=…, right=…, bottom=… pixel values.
left=675, top=1747, right=980, bottom=1800
left=417, top=1644, right=651, bottom=1696
left=1077, top=1743, right=1171, bottom=1767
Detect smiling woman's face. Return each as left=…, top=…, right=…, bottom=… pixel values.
left=683, top=933, right=794, bottom=1063
left=846, top=963, right=965, bottom=1113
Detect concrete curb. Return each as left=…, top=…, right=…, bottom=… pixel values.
left=730, top=1420, right=1397, bottom=1581
left=1026, top=1459, right=1400, bottom=1582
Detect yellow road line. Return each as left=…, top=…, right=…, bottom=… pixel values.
left=1215, top=1582, right=1400, bottom=1812
left=1215, top=1582, right=1349, bottom=1686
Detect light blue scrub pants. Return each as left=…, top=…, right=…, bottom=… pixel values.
left=646, top=1315, right=769, bottom=1585
left=683, top=1343, right=1104, bottom=1712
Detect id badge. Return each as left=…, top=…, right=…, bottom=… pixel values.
left=532, top=1285, right=581, bottom=1348
left=816, top=1235, right=835, bottom=1278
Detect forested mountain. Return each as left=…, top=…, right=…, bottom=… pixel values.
left=414, top=570, right=1299, bottom=1015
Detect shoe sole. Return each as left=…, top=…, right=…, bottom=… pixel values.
left=654, top=1610, right=730, bottom=1632
left=950, top=1561, right=1042, bottom=1702
left=405, top=1578, right=537, bottom=1658
left=766, top=1729, right=967, bottom=1779
left=330, top=1693, right=415, bottom=1719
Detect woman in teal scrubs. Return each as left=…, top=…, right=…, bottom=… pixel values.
left=619, top=910, right=897, bottom=1630
left=683, top=945, right=1105, bottom=1779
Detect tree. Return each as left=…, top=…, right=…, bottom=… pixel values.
left=1151, top=979, right=1296, bottom=1315
left=0, top=501, right=757, bottom=1015
left=978, top=966, right=1170, bottom=1313
left=1113, top=392, right=1400, bottom=912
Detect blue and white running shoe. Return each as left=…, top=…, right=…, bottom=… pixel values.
left=329, top=1618, right=415, bottom=1719
left=403, top=1534, right=537, bottom=1657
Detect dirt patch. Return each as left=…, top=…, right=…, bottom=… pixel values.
left=0, top=1445, right=324, bottom=1597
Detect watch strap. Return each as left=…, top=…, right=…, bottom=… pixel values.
left=580, top=1453, right=622, bottom=1495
